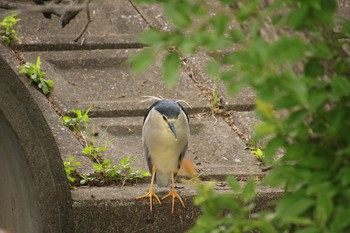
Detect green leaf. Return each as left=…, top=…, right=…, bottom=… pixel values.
left=304, top=58, right=324, bottom=77
left=139, top=29, right=167, bottom=48
left=264, top=136, right=283, bottom=165
left=331, top=76, right=350, bottom=99
left=251, top=148, right=263, bottom=157
left=277, top=193, right=314, bottom=221
left=210, top=14, right=229, bottom=36
left=241, top=179, right=255, bottom=203
left=287, top=4, right=309, bottom=29
left=296, top=226, right=321, bottom=233
left=206, top=60, right=220, bottom=80
left=36, top=56, right=41, bottom=68
left=121, top=156, right=130, bottom=165
left=127, top=48, right=156, bottom=74
left=268, top=37, right=308, bottom=64
left=229, top=28, right=245, bottom=42
left=338, top=167, right=350, bottom=186
left=226, top=176, right=241, bottom=192
left=316, top=192, right=334, bottom=222
left=313, top=41, right=333, bottom=59
left=82, top=146, right=95, bottom=155
left=330, top=207, right=350, bottom=232
left=93, top=163, right=102, bottom=172
left=41, top=82, right=49, bottom=94
left=307, top=89, right=327, bottom=111
left=246, top=219, right=277, bottom=233
left=164, top=2, right=192, bottom=29
left=163, top=52, right=181, bottom=88
left=45, top=79, right=55, bottom=88
left=254, top=122, right=276, bottom=140
left=178, top=36, right=198, bottom=54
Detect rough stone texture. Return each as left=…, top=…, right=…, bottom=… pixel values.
left=72, top=185, right=200, bottom=233
left=337, top=0, right=350, bottom=20
left=22, top=49, right=208, bottom=117
left=229, top=111, right=262, bottom=143
left=88, top=115, right=263, bottom=179
left=13, top=0, right=148, bottom=51
left=71, top=184, right=283, bottom=233
left=0, top=44, right=74, bottom=232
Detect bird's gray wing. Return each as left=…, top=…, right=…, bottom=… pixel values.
left=142, top=101, right=161, bottom=173
left=177, top=143, right=188, bottom=170
left=144, top=143, right=153, bottom=173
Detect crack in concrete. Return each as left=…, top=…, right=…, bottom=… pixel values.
left=181, top=58, right=253, bottom=146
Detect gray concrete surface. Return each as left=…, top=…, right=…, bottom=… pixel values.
left=88, top=115, right=262, bottom=180
left=71, top=184, right=283, bottom=233
left=0, top=0, right=287, bottom=232
left=0, top=46, right=74, bottom=233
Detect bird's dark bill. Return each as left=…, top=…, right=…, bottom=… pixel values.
left=168, top=122, right=177, bottom=139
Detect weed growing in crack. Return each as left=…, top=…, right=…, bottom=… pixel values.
left=61, top=109, right=150, bottom=187
left=250, top=148, right=265, bottom=163
left=60, top=106, right=91, bottom=132
left=19, top=56, right=54, bottom=95
left=92, top=156, right=150, bottom=186
left=209, top=82, right=221, bottom=113
left=0, top=13, right=20, bottom=46
left=64, top=156, right=82, bottom=186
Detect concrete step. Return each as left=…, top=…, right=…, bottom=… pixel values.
left=71, top=184, right=283, bottom=233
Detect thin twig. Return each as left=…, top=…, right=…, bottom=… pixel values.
left=74, top=0, right=91, bottom=42
left=0, top=1, right=86, bottom=14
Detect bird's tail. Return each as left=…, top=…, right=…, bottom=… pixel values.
left=155, top=171, right=171, bottom=187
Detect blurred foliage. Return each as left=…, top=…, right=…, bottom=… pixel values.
left=0, top=13, right=20, bottom=46
left=131, top=0, right=350, bottom=232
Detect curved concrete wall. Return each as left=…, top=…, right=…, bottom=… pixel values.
left=0, top=111, right=41, bottom=232
left=0, top=49, right=73, bottom=232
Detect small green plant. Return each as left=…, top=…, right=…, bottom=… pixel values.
left=19, top=56, right=54, bottom=95
left=82, top=144, right=106, bottom=160
left=0, top=13, right=20, bottom=46
left=118, top=156, right=151, bottom=185
left=251, top=148, right=265, bottom=162
left=80, top=174, right=96, bottom=185
left=64, top=156, right=82, bottom=185
left=60, top=106, right=91, bottom=131
left=61, top=109, right=149, bottom=187
left=209, top=83, right=222, bottom=113
left=93, top=156, right=150, bottom=185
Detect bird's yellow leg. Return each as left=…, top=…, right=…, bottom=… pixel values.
left=162, top=172, right=186, bottom=213
left=136, top=165, right=161, bottom=211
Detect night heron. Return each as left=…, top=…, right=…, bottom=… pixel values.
left=137, top=98, right=190, bottom=213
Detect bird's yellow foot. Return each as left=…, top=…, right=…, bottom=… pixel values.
left=136, top=190, right=161, bottom=211
left=136, top=165, right=160, bottom=211
left=162, top=188, right=186, bottom=213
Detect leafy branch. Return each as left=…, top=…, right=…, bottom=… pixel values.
left=131, top=0, right=350, bottom=232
